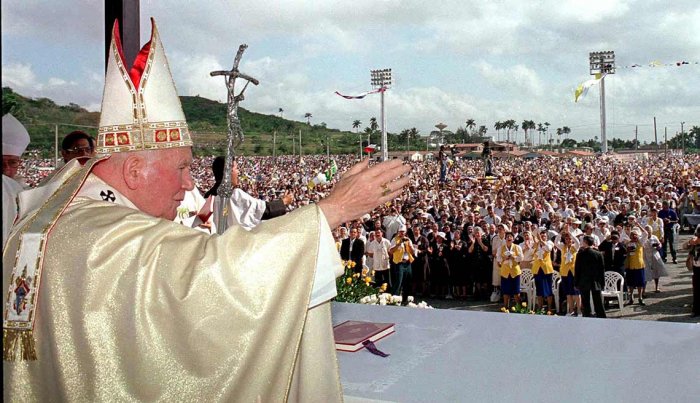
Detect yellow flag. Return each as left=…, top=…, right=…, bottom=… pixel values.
left=574, top=73, right=606, bottom=103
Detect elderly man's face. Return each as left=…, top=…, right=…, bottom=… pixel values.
left=350, top=228, right=358, bottom=239
left=2, top=154, right=21, bottom=178
left=136, top=147, right=194, bottom=220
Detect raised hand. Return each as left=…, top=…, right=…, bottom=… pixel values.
left=318, top=159, right=411, bottom=229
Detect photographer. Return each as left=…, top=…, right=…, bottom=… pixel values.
left=389, top=225, right=415, bottom=304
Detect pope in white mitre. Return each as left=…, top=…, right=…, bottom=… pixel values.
left=2, top=19, right=409, bottom=402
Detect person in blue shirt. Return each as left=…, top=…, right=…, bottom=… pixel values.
left=657, top=201, right=679, bottom=264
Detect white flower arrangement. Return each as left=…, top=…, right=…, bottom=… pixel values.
left=360, top=293, right=433, bottom=309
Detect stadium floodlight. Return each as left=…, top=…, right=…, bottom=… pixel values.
left=371, top=68, right=393, bottom=161
left=589, top=51, right=615, bottom=153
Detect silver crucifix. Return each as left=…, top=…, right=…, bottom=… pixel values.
left=210, top=44, right=260, bottom=234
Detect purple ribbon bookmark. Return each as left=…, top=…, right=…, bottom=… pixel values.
left=362, top=340, right=390, bottom=357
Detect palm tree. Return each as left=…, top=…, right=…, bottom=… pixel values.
left=478, top=125, right=488, bottom=136
left=352, top=119, right=362, bottom=132
left=556, top=128, right=563, bottom=151
left=521, top=120, right=536, bottom=147
left=364, top=126, right=373, bottom=148
left=494, top=121, right=502, bottom=141
left=562, top=126, right=571, bottom=140
left=690, top=125, right=700, bottom=148
left=544, top=122, right=551, bottom=146
left=304, top=112, right=312, bottom=125
left=466, top=119, right=476, bottom=135
left=278, top=108, right=284, bottom=118
left=504, top=119, right=516, bottom=143
left=537, top=123, right=544, bottom=147
left=369, top=117, right=378, bottom=133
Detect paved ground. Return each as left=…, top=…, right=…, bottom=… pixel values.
left=423, top=233, right=698, bottom=324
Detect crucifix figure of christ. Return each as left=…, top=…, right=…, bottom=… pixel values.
left=210, top=44, right=260, bottom=234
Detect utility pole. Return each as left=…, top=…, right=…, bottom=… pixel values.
left=273, top=130, right=276, bottom=159
left=664, top=127, right=668, bottom=158
left=653, top=117, right=658, bottom=151
left=359, top=133, right=363, bottom=160
left=681, top=121, right=686, bottom=155
left=54, top=124, right=59, bottom=168
left=635, top=125, right=638, bottom=150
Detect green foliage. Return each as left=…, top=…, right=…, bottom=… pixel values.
left=2, top=87, right=100, bottom=158
left=501, top=301, right=554, bottom=315
left=8, top=87, right=697, bottom=157
left=561, top=138, right=578, bottom=148
left=334, top=266, right=384, bottom=303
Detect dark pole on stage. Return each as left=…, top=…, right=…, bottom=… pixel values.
left=105, top=0, right=141, bottom=73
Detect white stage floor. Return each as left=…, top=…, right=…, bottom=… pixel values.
left=332, top=302, right=700, bottom=403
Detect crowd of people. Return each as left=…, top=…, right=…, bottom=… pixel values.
left=13, top=150, right=700, bottom=317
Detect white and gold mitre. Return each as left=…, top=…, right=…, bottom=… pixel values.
left=97, top=18, right=192, bottom=154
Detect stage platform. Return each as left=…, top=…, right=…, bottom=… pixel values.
left=332, top=302, right=699, bottom=403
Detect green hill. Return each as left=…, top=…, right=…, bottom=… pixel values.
left=2, top=87, right=384, bottom=157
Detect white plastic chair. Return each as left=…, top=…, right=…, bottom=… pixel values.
left=551, top=271, right=561, bottom=313
left=519, top=269, right=535, bottom=308
left=599, top=271, right=625, bottom=311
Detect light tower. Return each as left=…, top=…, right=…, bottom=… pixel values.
left=589, top=51, right=615, bottom=153
left=370, top=68, right=392, bottom=161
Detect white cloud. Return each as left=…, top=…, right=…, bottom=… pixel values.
left=1, top=62, right=101, bottom=111
left=2, top=63, right=38, bottom=89
left=474, top=61, right=545, bottom=97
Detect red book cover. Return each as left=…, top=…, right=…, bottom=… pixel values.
left=333, top=320, right=395, bottom=352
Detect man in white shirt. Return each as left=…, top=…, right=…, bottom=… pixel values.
left=383, top=207, right=406, bottom=241
left=483, top=205, right=502, bottom=226
left=578, top=222, right=601, bottom=247
left=367, top=229, right=392, bottom=287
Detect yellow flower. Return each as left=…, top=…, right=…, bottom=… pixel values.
left=345, top=277, right=353, bottom=285
left=521, top=302, right=527, bottom=307
left=500, top=307, right=507, bottom=312
left=529, top=310, right=535, bottom=314
left=380, top=283, right=388, bottom=291
left=511, top=306, right=516, bottom=312
left=353, top=273, right=360, bottom=278
left=371, top=270, right=376, bottom=276
left=362, top=268, right=369, bottom=276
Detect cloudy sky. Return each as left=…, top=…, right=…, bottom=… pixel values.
left=2, top=0, right=699, bottom=143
